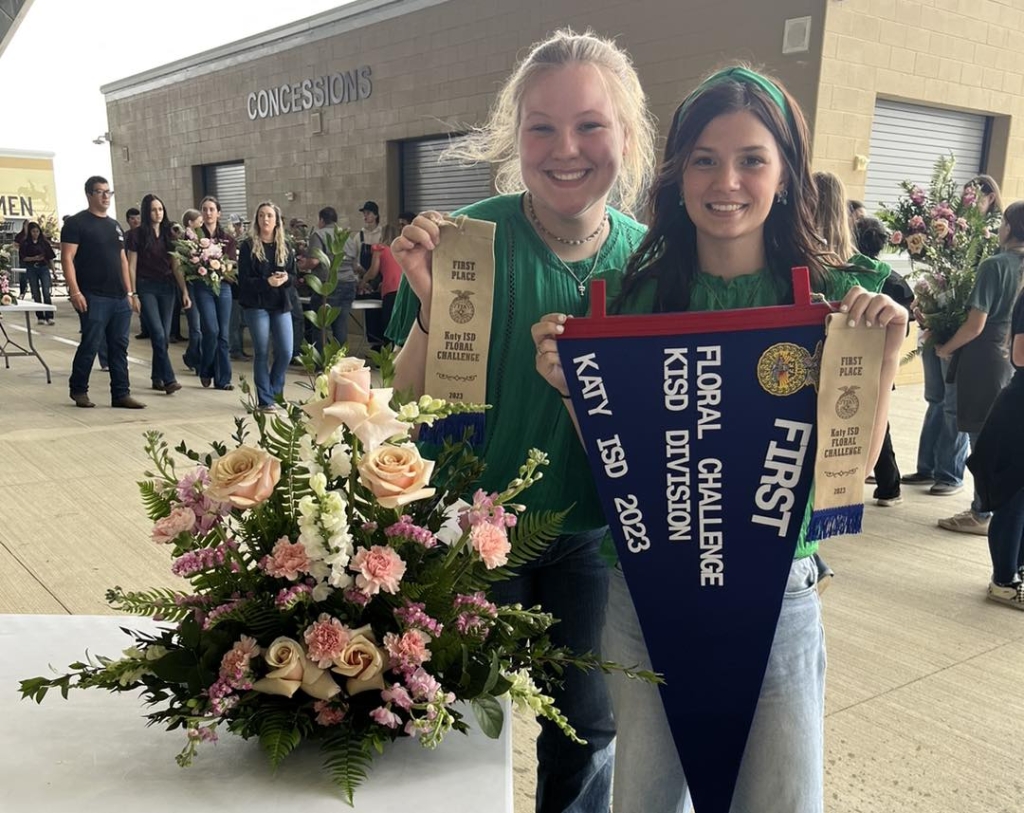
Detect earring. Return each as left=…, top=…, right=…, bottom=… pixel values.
left=678, top=193, right=686, bottom=208
left=775, top=188, right=788, bottom=206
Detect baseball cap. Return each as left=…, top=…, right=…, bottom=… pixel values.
left=359, top=201, right=379, bottom=216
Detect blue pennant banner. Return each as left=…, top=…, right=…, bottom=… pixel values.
left=557, top=270, right=830, bottom=813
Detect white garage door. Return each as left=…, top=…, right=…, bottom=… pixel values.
left=864, top=99, right=989, bottom=214
left=401, top=134, right=493, bottom=215
left=202, top=162, right=247, bottom=223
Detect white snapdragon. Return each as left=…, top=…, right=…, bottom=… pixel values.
left=310, top=472, right=328, bottom=497
left=398, top=402, right=420, bottom=421
left=328, top=444, right=352, bottom=479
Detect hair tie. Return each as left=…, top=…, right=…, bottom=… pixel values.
left=676, top=67, right=792, bottom=127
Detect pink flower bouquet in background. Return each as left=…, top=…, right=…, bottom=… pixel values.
left=877, top=154, right=1000, bottom=345
left=0, top=267, right=17, bottom=305
left=172, top=225, right=237, bottom=295
left=20, top=354, right=648, bottom=804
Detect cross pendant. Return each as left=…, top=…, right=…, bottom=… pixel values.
left=578, top=282, right=586, bottom=297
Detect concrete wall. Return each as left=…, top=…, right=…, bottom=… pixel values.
left=104, top=0, right=824, bottom=229
left=814, top=0, right=1024, bottom=201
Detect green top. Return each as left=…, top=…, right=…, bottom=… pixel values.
left=968, top=250, right=1024, bottom=325
left=387, top=193, right=647, bottom=534
left=599, top=262, right=889, bottom=559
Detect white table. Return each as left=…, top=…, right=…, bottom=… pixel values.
left=0, top=615, right=513, bottom=812
left=0, top=301, right=57, bottom=382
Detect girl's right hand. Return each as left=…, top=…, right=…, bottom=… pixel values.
left=531, top=313, right=570, bottom=396
left=392, top=211, right=444, bottom=321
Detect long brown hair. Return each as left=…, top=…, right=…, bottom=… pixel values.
left=618, top=68, right=829, bottom=312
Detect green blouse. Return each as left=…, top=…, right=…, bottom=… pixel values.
left=387, top=194, right=647, bottom=534
left=599, top=263, right=889, bottom=559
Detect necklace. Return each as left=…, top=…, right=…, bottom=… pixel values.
left=526, top=192, right=607, bottom=246
left=553, top=249, right=603, bottom=298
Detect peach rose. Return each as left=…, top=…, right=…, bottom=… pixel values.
left=302, top=358, right=375, bottom=443
left=206, top=446, right=281, bottom=508
left=932, top=219, right=950, bottom=239
left=905, top=232, right=927, bottom=256
left=358, top=445, right=435, bottom=509
left=251, top=636, right=341, bottom=700
left=331, top=624, right=388, bottom=695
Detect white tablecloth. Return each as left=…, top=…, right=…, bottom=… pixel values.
left=0, top=615, right=513, bottom=812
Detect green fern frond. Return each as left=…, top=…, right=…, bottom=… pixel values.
left=203, top=598, right=282, bottom=637
left=138, top=480, right=173, bottom=521
left=321, top=728, right=376, bottom=806
left=258, top=707, right=304, bottom=769
left=106, top=586, right=194, bottom=621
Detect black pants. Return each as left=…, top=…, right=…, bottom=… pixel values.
left=873, top=422, right=901, bottom=499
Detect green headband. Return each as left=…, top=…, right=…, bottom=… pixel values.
left=676, top=67, right=792, bottom=126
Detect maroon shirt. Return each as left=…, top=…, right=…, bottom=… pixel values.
left=125, top=226, right=175, bottom=281
left=20, top=236, right=55, bottom=265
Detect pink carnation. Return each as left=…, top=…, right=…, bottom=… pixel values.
left=261, top=536, right=311, bottom=580
left=384, top=630, right=432, bottom=671
left=219, top=635, right=260, bottom=688
left=382, top=683, right=414, bottom=711
left=198, top=267, right=208, bottom=276
left=304, top=614, right=352, bottom=668
left=152, top=506, right=197, bottom=544
left=314, top=700, right=346, bottom=726
left=470, top=522, right=511, bottom=569
left=349, top=545, right=406, bottom=595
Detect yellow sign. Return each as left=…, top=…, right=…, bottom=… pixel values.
left=0, top=156, right=57, bottom=221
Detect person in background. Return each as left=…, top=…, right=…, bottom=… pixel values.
left=286, top=218, right=309, bottom=362
left=935, top=198, right=1024, bottom=535
left=848, top=198, right=866, bottom=226
left=179, top=208, right=203, bottom=373
left=238, top=201, right=295, bottom=412
left=227, top=213, right=252, bottom=360
left=303, top=205, right=358, bottom=353
left=14, top=220, right=30, bottom=296
left=63, top=175, right=144, bottom=409
left=903, top=176, right=1003, bottom=497
left=352, top=201, right=384, bottom=348
left=855, top=215, right=914, bottom=507
left=362, top=223, right=402, bottom=345
left=126, top=193, right=190, bottom=395
left=126, top=208, right=151, bottom=341
left=20, top=221, right=56, bottom=325
left=812, top=171, right=856, bottom=262
left=398, top=210, right=416, bottom=228
left=195, top=196, right=236, bottom=390
left=390, top=30, right=656, bottom=813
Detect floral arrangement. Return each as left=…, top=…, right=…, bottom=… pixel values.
left=877, top=154, right=1000, bottom=344
left=172, top=226, right=237, bottom=295
left=20, top=356, right=637, bottom=803
left=0, top=266, right=17, bottom=305
left=35, top=213, right=61, bottom=244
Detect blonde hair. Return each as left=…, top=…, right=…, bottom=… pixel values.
left=812, top=171, right=854, bottom=263
left=250, top=201, right=289, bottom=266
left=445, top=28, right=656, bottom=216
left=181, top=208, right=201, bottom=228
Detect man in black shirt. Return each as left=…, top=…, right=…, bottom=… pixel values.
left=62, top=176, right=144, bottom=408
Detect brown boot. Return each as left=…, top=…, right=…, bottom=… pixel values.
left=71, top=392, right=95, bottom=408
left=111, top=395, right=146, bottom=409
left=164, top=381, right=182, bottom=394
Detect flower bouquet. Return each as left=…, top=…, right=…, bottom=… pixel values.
left=0, top=265, right=18, bottom=305
left=172, top=226, right=238, bottom=295
left=20, top=357, right=638, bottom=803
left=877, top=154, right=1000, bottom=345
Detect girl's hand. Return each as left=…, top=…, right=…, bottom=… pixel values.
left=268, top=271, right=288, bottom=288
left=392, top=211, right=443, bottom=325
left=531, top=313, right=570, bottom=396
left=935, top=343, right=953, bottom=360
left=839, top=286, right=908, bottom=331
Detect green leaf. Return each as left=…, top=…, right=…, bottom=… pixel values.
left=306, top=274, right=324, bottom=295
left=470, top=696, right=504, bottom=739
left=149, top=649, right=201, bottom=684
left=321, top=728, right=376, bottom=806
left=259, top=708, right=303, bottom=769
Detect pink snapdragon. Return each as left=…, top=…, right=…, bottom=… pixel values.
left=274, top=583, right=314, bottom=609
left=464, top=489, right=518, bottom=530
left=304, top=614, right=352, bottom=668
left=405, top=667, right=444, bottom=702
left=453, top=592, right=498, bottom=640
left=260, top=537, right=311, bottom=580
left=910, top=186, right=926, bottom=205
left=349, top=545, right=406, bottom=595
left=382, top=683, right=414, bottom=711
left=394, top=601, right=443, bottom=637
left=171, top=540, right=237, bottom=577
left=370, top=706, right=402, bottom=729
left=384, top=630, right=432, bottom=672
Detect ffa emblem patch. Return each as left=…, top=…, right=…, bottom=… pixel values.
left=449, top=290, right=475, bottom=324
left=756, top=342, right=820, bottom=396
left=835, top=385, right=860, bottom=419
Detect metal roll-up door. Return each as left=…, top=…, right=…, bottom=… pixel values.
left=864, top=100, right=988, bottom=214
left=401, top=135, right=492, bottom=214
left=202, top=162, right=247, bottom=221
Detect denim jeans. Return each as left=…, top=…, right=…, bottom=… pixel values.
left=246, top=307, right=293, bottom=407
left=603, top=557, right=825, bottom=813
left=988, top=487, right=1024, bottom=585
left=70, top=293, right=133, bottom=399
left=25, top=264, right=52, bottom=321
left=183, top=281, right=202, bottom=370
left=193, top=282, right=233, bottom=388
left=311, top=279, right=357, bottom=351
left=137, top=277, right=179, bottom=387
left=229, top=297, right=247, bottom=355
left=489, top=528, right=614, bottom=813
left=918, top=345, right=967, bottom=485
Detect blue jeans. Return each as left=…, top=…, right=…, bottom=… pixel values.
left=229, top=297, right=247, bottom=355
left=246, top=307, right=293, bottom=407
left=183, top=281, right=202, bottom=370
left=988, top=487, right=1024, bottom=585
left=25, top=264, right=52, bottom=321
left=603, top=557, right=825, bottom=813
left=70, top=293, right=133, bottom=399
left=137, top=278, right=178, bottom=386
left=311, top=279, right=357, bottom=351
left=193, top=282, right=233, bottom=388
left=918, top=345, right=967, bottom=485
left=489, top=529, right=613, bottom=813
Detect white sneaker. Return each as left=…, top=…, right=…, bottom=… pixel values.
left=875, top=494, right=904, bottom=507
left=938, top=509, right=990, bottom=535
left=987, top=581, right=1024, bottom=610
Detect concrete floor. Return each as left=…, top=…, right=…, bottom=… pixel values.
left=1, top=299, right=1021, bottom=812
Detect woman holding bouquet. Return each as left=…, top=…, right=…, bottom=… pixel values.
left=238, top=201, right=295, bottom=412
left=388, top=29, right=656, bottom=813
left=533, top=66, right=906, bottom=813
left=194, top=196, right=237, bottom=390
left=126, top=194, right=190, bottom=394
left=179, top=208, right=203, bottom=373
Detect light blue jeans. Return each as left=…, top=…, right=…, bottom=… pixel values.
left=245, top=307, right=293, bottom=407
left=603, top=556, right=825, bottom=813
left=918, top=345, right=968, bottom=485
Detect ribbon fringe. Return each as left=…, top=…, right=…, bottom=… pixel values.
left=417, top=412, right=487, bottom=448
left=808, top=504, right=863, bottom=542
